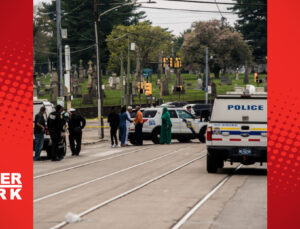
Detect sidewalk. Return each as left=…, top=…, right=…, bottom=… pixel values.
left=81, top=119, right=109, bottom=145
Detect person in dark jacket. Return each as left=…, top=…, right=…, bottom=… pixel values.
left=119, top=106, right=131, bottom=147
left=68, top=108, right=86, bottom=156
left=108, top=107, right=120, bottom=147
left=47, top=105, right=64, bottom=161
left=34, top=106, right=46, bottom=161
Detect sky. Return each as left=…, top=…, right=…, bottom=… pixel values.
left=34, top=0, right=238, bottom=36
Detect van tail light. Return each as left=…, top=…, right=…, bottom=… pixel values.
left=142, top=119, right=148, bottom=123
left=206, top=126, right=212, bottom=141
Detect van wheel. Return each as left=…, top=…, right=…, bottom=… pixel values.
left=177, top=137, right=190, bottom=143
left=207, top=154, right=218, bottom=173
left=199, top=126, right=207, bottom=143
left=152, top=128, right=161, bottom=144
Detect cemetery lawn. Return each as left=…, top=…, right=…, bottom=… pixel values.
left=36, top=73, right=266, bottom=108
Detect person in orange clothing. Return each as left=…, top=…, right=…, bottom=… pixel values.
left=134, top=106, right=143, bottom=146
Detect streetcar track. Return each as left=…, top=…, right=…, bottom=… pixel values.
left=50, top=153, right=207, bottom=229
left=34, top=147, right=198, bottom=203
left=171, top=164, right=243, bottom=229
left=34, top=147, right=153, bottom=179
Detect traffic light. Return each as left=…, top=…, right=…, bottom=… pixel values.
left=138, top=82, right=144, bottom=94
left=174, top=57, right=182, bottom=68
left=162, top=57, right=166, bottom=68
left=145, top=82, right=152, bottom=96
left=169, top=57, right=174, bottom=68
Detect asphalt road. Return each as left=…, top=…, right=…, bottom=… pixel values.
left=34, top=140, right=267, bottom=229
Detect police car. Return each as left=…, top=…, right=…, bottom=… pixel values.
left=128, top=107, right=208, bottom=144
left=33, top=100, right=54, bottom=158
left=206, top=87, right=267, bottom=173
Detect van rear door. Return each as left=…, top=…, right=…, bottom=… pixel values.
left=209, top=96, right=267, bottom=147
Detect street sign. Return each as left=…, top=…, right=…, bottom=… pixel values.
left=57, top=97, right=64, bottom=107
left=143, top=68, right=152, bottom=77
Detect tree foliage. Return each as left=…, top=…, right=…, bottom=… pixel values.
left=180, top=20, right=252, bottom=78
left=230, top=0, right=267, bottom=62
left=34, top=0, right=145, bottom=72
left=106, top=22, right=173, bottom=74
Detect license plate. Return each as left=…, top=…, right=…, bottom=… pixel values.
left=238, top=148, right=252, bottom=155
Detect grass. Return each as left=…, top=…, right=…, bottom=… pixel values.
left=36, top=73, right=266, bottom=107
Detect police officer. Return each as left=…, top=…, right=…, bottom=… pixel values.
left=47, top=105, right=64, bottom=161
left=68, top=108, right=86, bottom=156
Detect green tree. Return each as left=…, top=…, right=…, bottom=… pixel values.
left=34, top=0, right=145, bottom=71
left=106, top=22, right=173, bottom=75
left=230, top=0, right=267, bottom=62
left=180, top=20, right=252, bottom=78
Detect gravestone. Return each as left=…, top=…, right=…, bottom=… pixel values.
left=82, top=94, right=93, bottom=104
left=211, top=81, right=217, bottom=97
left=78, top=59, right=84, bottom=83
left=186, top=82, right=193, bottom=90
left=195, top=78, right=203, bottom=90
left=235, top=69, right=239, bottom=80
left=72, top=65, right=79, bottom=94
left=108, top=76, right=114, bottom=88
left=45, top=85, right=51, bottom=92
left=50, top=68, right=59, bottom=103
left=220, top=75, right=232, bottom=85
left=263, top=77, right=267, bottom=92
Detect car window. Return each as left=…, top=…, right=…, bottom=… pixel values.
left=143, top=110, right=157, bottom=118
left=168, top=110, right=178, bottom=118
left=177, top=110, right=193, bottom=119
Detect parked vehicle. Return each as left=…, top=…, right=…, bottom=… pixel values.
left=206, top=90, right=267, bottom=173
left=183, top=104, right=212, bottom=121
left=129, top=107, right=208, bottom=144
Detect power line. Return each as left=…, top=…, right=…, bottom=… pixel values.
left=140, top=6, right=234, bottom=14
left=163, top=0, right=266, bottom=6
left=215, top=0, right=225, bottom=19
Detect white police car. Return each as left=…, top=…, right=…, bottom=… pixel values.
left=206, top=90, right=267, bottom=173
left=128, top=107, right=208, bottom=144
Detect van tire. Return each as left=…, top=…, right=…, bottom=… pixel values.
left=199, top=126, right=207, bottom=143
left=177, top=137, right=190, bottom=143
left=129, top=136, right=136, bottom=145
left=152, top=127, right=161, bottom=144
left=207, top=154, right=218, bottom=173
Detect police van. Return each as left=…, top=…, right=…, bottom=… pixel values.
left=128, top=107, right=208, bottom=144
left=206, top=88, right=267, bottom=173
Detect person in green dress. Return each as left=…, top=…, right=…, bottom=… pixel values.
left=160, top=107, right=172, bottom=144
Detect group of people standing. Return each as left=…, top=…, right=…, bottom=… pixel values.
left=108, top=106, right=173, bottom=146
left=34, top=105, right=86, bottom=161
left=108, top=106, right=144, bottom=147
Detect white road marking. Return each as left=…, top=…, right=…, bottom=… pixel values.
left=34, top=147, right=151, bottom=179
left=90, top=149, right=123, bottom=157
left=50, top=152, right=207, bottom=229
left=171, top=164, right=243, bottom=229
left=34, top=147, right=191, bottom=203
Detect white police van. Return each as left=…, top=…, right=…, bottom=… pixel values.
left=206, top=88, right=267, bottom=173
left=128, top=107, right=208, bottom=144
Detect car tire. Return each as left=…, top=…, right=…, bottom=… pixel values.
left=152, top=127, right=161, bottom=144
left=199, top=126, right=207, bottom=143
left=207, top=153, right=218, bottom=173
left=177, top=137, right=190, bottom=143
left=46, top=145, right=52, bottom=159
left=129, top=136, right=136, bottom=145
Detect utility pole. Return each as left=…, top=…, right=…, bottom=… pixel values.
left=120, top=52, right=124, bottom=106
left=64, top=45, right=71, bottom=111
left=127, top=36, right=131, bottom=106
left=94, top=0, right=104, bottom=138
left=205, top=47, right=209, bottom=104
left=56, top=0, right=63, bottom=97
